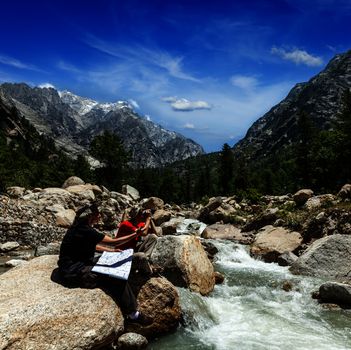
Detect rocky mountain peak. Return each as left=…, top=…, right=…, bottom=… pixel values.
left=233, top=49, right=351, bottom=159
left=0, top=83, right=204, bottom=167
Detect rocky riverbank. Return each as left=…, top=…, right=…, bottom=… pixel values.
left=1, top=178, right=351, bottom=348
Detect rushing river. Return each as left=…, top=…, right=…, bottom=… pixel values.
left=150, top=240, right=351, bottom=350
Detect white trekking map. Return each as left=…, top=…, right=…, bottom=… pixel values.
left=92, top=249, right=133, bottom=280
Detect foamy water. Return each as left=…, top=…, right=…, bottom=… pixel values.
left=150, top=240, right=351, bottom=350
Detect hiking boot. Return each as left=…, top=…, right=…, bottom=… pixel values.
left=127, top=312, right=153, bottom=326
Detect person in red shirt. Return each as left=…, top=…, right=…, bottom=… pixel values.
left=115, top=208, right=158, bottom=274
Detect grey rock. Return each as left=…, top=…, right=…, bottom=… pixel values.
left=62, top=176, right=85, bottom=188
left=338, top=184, right=351, bottom=200
left=319, top=282, right=351, bottom=307
left=6, top=186, right=25, bottom=198
left=290, top=234, right=351, bottom=281
left=0, top=255, right=124, bottom=350
left=250, top=226, right=302, bottom=263
left=277, top=252, right=298, bottom=266
left=152, top=209, right=171, bottom=226
left=35, top=242, right=61, bottom=256
left=122, top=185, right=140, bottom=201
left=117, top=333, right=148, bottom=349
left=151, top=235, right=215, bottom=295
left=293, top=189, right=314, bottom=206
left=142, top=197, right=164, bottom=210
left=0, top=241, right=20, bottom=252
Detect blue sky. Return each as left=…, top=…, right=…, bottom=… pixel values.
left=1, top=0, right=351, bottom=152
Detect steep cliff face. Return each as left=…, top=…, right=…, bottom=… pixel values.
left=0, top=84, right=204, bottom=167
left=233, top=50, right=351, bottom=159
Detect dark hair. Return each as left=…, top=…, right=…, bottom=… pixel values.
left=72, top=203, right=100, bottom=227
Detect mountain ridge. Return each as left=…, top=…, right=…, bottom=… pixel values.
left=0, top=83, right=204, bottom=167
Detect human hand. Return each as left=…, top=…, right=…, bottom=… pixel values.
left=114, top=247, right=122, bottom=252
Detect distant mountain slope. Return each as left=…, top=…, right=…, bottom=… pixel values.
left=0, top=83, right=204, bottom=167
left=233, top=49, right=351, bottom=159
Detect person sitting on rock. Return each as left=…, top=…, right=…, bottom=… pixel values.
left=57, top=203, right=151, bottom=325
left=115, top=208, right=158, bottom=275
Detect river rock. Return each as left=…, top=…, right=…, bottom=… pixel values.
left=277, top=252, right=298, bottom=267
left=35, top=242, right=61, bottom=256
left=142, top=197, right=164, bottom=210
left=250, top=226, right=302, bottom=263
left=304, top=194, right=335, bottom=211
left=65, top=185, right=96, bottom=201
left=116, top=332, right=148, bottom=349
left=290, top=234, right=351, bottom=281
left=122, top=185, right=140, bottom=201
left=6, top=186, right=25, bottom=198
left=338, top=184, right=351, bottom=200
left=62, top=176, right=85, bottom=189
left=318, top=282, right=351, bottom=307
left=160, top=220, right=179, bottom=235
left=197, top=197, right=223, bottom=223
left=0, top=255, right=124, bottom=350
left=242, top=208, right=279, bottom=232
left=151, top=235, right=215, bottom=295
left=214, top=271, right=225, bottom=284
left=4, top=259, right=27, bottom=267
left=0, top=241, right=20, bottom=252
left=201, top=223, right=252, bottom=244
left=126, top=277, right=181, bottom=338
left=293, top=189, right=314, bottom=206
left=152, top=209, right=172, bottom=226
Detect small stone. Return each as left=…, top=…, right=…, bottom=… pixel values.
left=214, top=271, right=225, bottom=284
left=117, top=332, right=148, bottom=349
left=5, top=259, right=27, bottom=267
left=282, top=280, right=293, bottom=292
left=0, top=242, right=20, bottom=252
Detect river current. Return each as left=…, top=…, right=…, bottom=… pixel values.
left=150, top=240, right=351, bottom=350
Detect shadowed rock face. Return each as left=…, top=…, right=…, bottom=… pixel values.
left=290, top=234, right=351, bottom=281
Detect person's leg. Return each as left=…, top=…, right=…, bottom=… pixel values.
left=135, top=234, right=158, bottom=257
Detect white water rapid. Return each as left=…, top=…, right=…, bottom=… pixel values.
left=150, top=240, right=351, bottom=350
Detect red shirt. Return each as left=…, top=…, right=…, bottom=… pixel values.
left=116, top=220, right=145, bottom=250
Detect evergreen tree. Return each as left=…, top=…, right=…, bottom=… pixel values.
left=219, top=143, right=234, bottom=195
left=90, top=131, right=129, bottom=190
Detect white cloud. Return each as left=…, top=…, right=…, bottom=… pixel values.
left=230, top=75, right=259, bottom=90
left=271, top=47, right=323, bottom=66
left=84, top=35, right=200, bottom=82
left=161, top=96, right=177, bottom=103
left=38, top=83, right=55, bottom=89
left=0, top=54, right=40, bottom=71
left=128, top=99, right=139, bottom=109
left=162, top=97, right=212, bottom=111
left=144, top=115, right=152, bottom=121
left=184, top=123, right=195, bottom=129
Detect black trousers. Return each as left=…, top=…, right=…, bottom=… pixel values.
left=56, top=266, right=138, bottom=314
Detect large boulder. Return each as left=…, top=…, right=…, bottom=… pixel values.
left=293, top=189, right=314, bottom=206
left=0, top=241, right=20, bottom=252
left=250, top=226, right=303, bottom=263
left=151, top=235, right=215, bottom=295
left=0, top=255, right=124, bottom=350
left=201, top=223, right=253, bottom=244
left=318, top=282, right=351, bottom=308
left=197, top=197, right=222, bottom=223
left=304, top=194, right=335, bottom=211
left=207, top=203, right=237, bottom=224
left=152, top=209, right=172, bottom=226
left=241, top=208, right=279, bottom=232
left=290, top=234, right=351, bottom=281
left=126, top=277, right=181, bottom=338
left=62, top=176, right=85, bottom=189
left=141, top=197, right=164, bottom=210
left=122, top=185, right=140, bottom=201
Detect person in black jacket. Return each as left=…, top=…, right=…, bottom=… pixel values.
left=57, top=203, right=150, bottom=324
